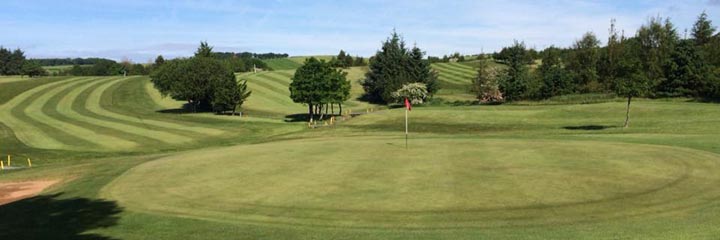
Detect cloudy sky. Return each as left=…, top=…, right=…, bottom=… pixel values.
left=1, top=0, right=718, bottom=62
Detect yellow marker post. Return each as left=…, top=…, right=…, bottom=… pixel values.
left=27, top=158, right=32, bottom=168
left=7, top=155, right=10, bottom=167
left=0, top=160, right=3, bottom=170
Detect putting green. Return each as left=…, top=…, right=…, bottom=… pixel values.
left=104, top=137, right=720, bottom=229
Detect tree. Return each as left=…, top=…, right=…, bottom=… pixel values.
left=2, top=48, right=26, bottom=75
left=614, top=38, right=651, bottom=128
left=21, top=60, right=48, bottom=77
left=195, top=41, right=214, bottom=58
left=212, top=78, right=252, bottom=114
left=636, top=16, right=679, bottom=92
left=659, top=40, right=718, bottom=98
left=600, top=19, right=624, bottom=90
left=290, top=57, right=350, bottom=121
left=362, top=31, right=438, bottom=104
left=155, top=55, right=165, bottom=66
left=472, top=60, right=504, bottom=103
left=353, top=56, right=366, bottom=66
left=0, top=47, right=10, bottom=75
left=392, top=83, right=429, bottom=104
left=692, top=11, right=716, bottom=46
left=566, top=32, right=601, bottom=92
left=538, top=46, right=572, bottom=98
left=498, top=41, right=531, bottom=101
left=150, top=42, right=245, bottom=113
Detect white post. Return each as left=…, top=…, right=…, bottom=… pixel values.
left=405, top=108, right=408, bottom=149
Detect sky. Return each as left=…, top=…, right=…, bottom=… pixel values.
left=1, top=0, right=718, bottom=62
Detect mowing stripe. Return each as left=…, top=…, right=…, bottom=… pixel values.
left=435, top=73, right=471, bottom=85
left=248, top=75, right=291, bottom=97
left=441, top=63, right=477, bottom=75
left=432, top=67, right=474, bottom=84
left=432, top=64, right=476, bottom=78
left=47, top=78, right=166, bottom=148
left=88, top=78, right=224, bottom=136
left=436, top=72, right=472, bottom=84
left=56, top=78, right=191, bottom=145
left=433, top=66, right=475, bottom=80
left=245, top=78, right=297, bottom=105
left=73, top=78, right=204, bottom=141
left=0, top=77, right=94, bottom=150
left=144, top=81, right=184, bottom=110
left=23, top=78, right=138, bottom=150
left=253, top=74, right=292, bottom=95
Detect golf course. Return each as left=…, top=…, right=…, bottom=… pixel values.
left=2, top=1, right=720, bottom=239
left=2, top=66, right=720, bottom=239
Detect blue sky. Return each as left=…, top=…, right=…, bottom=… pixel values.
left=1, top=0, right=718, bottom=62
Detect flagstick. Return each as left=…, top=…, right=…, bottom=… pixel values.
left=405, top=107, right=408, bottom=149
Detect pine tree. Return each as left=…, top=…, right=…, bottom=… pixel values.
left=155, top=55, right=166, bottom=66
left=498, top=41, right=530, bottom=101
left=692, top=11, right=716, bottom=46
left=195, top=41, right=214, bottom=58
left=363, top=31, right=438, bottom=103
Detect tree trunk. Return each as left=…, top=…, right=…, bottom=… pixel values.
left=339, top=103, right=343, bottom=116
left=624, top=95, right=632, bottom=128
left=331, top=103, right=334, bottom=116
left=308, top=104, right=314, bottom=122
left=319, top=104, right=325, bottom=120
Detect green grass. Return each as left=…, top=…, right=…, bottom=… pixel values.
left=431, top=62, right=478, bottom=101
left=2, top=69, right=720, bottom=239
left=237, top=67, right=378, bottom=118
left=262, top=58, right=303, bottom=70
left=42, top=65, right=82, bottom=75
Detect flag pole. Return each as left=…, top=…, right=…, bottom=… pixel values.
left=405, top=106, right=408, bottom=149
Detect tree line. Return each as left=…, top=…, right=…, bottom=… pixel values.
left=0, top=47, right=47, bottom=77
left=473, top=11, right=720, bottom=127
left=476, top=11, right=720, bottom=102
left=329, top=50, right=367, bottom=68
left=30, top=57, right=115, bottom=66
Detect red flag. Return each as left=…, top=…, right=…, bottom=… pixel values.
left=404, top=98, right=412, bottom=111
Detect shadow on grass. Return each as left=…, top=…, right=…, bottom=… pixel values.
left=563, top=125, right=616, bottom=131
left=0, top=193, right=122, bottom=240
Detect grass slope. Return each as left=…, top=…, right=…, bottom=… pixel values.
left=1, top=70, right=720, bottom=239
left=237, top=67, right=377, bottom=118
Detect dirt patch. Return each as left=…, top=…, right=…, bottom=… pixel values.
left=0, top=180, right=59, bottom=205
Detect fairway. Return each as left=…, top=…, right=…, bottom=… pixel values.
left=105, top=137, right=720, bottom=229
left=2, top=4, right=720, bottom=238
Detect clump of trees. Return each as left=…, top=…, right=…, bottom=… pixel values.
left=479, top=11, right=719, bottom=127
left=289, top=57, right=351, bottom=121
left=329, top=50, right=366, bottom=68
left=150, top=42, right=252, bottom=114
left=31, top=57, right=115, bottom=66
left=0, top=47, right=48, bottom=77
left=362, top=31, right=439, bottom=104
left=215, top=51, right=288, bottom=72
